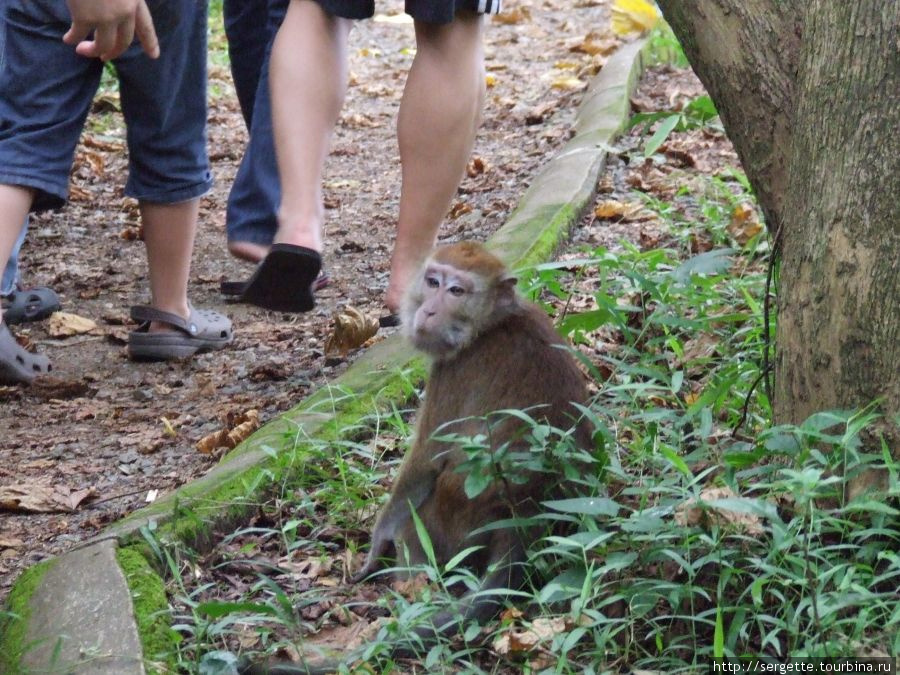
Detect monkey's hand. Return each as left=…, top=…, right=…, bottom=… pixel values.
left=351, top=532, right=390, bottom=583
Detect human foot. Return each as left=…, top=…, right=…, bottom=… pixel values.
left=227, top=240, right=270, bottom=264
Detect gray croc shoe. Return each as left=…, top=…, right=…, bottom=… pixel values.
left=128, top=305, right=233, bottom=361
left=0, top=321, right=51, bottom=384
left=1, top=285, right=61, bottom=325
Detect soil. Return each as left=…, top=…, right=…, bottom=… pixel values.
left=0, top=0, right=624, bottom=599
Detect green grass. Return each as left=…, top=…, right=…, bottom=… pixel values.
left=115, top=30, right=897, bottom=671
left=150, top=165, right=898, bottom=673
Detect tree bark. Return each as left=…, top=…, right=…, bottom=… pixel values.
left=779, top=2, right=900, bottom=436
left=656, top=1, right=900, bottom=456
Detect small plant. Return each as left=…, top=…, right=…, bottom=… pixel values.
left=630, top=94, right=720, bottom=157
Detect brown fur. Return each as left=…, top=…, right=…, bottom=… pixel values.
left=240, top=243, right=592, bottom=675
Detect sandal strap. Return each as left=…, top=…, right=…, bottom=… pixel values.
left=130, top=305, right=200, bottom=336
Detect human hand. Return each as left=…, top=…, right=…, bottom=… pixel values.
left=63, top=0, right=160, bottom=61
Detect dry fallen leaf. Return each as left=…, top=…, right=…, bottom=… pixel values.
left=674, top=486, right=764, bottom=535
left=467, top=156, right=488, bottom=177
left=47, top=311, right=97, bottom=337
left=551, top=75, right=587, bottom=91
left=727, top=202, right=764, bottom=245
left=77, top=149, right=106, bottom=176
left=120, top=225, right=143, bottom=241
left=594, top=199, right=645, bottom=221
left=391, top=572, right=431, bottom=600
left=493, top=616, right=570, bottom=655
left=492, top=6, right=531, bottom=24
left=325, top=306, right=379, bottom=357
left=449, top=201, right=473, bottom=219
left=69, top=184, right=93, bottom=202
left=196, top=409, right=260, bottom=454
left=83, top=135, right=125, bottom=152
left=571, top=30, right=620, bottom=57
left=0, top=484, right=97, bottom=513
left=611, top=0, right=660, bottom=36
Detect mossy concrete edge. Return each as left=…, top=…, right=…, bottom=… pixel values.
left=0, top=559, right=56, bottom=675
left=117, top=547, right=177, bottom=675
left=490, top=38, right=647, bottom=271
left=3, top=36, right=649, bottom=672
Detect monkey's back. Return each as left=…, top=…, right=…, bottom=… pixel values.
left=422, top=302, right=589, bottom=431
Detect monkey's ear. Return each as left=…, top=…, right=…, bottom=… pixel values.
left=496, top=274, right=519, bottom=309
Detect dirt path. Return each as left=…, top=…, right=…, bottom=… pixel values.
left=0, top=0, right=614, bottom=599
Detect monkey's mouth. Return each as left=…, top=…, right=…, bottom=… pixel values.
left=411, top=326, right=465, bottom=357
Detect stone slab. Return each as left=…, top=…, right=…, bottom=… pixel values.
left=22, top=540, right=145, bottom=675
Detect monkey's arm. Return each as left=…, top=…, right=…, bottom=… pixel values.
left=352, top=468, right=437, bottom=582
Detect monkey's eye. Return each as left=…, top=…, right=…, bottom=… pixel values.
left=426, top=276, right=440, bottom=289
left=448, top=286, right=466, bottom=297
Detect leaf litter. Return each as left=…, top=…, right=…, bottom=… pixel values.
left=0, top=0, right=618, bottom=600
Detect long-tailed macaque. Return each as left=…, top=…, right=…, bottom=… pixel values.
left=240, top=242, right=593, bottom=675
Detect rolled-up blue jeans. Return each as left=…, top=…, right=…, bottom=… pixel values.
left=223, top=0, right=287, bottom=247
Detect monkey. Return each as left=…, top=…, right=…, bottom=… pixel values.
left=239, top=241, right=594, bottom=675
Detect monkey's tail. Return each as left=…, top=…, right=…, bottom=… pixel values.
left=237, top=655, right=344, bottom=675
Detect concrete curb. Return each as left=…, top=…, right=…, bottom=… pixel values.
left=0, top=38, right=649, bottom=675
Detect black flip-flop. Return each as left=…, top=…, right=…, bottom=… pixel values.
left=237, top=244, right=322, bottom=313
left=1, top=286, right=61, bottom=325
left=221, top=269, right=330, bottom=298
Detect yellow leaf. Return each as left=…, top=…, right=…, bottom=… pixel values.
left=160, top=416, right=177, bottom=438
left=727, top=202, right=764, bottom=245
left=611, top=0, right=660, bottom=36
left=492, top=6, right=531, bottom=24
left=551, top=75, right=586, bottom=91
left=485, top=73, right=497, bottom=88
left=47, top=311, right=97, bottom=337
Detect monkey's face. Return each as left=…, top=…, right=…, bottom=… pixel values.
left=403, top=261, right=488, bottom=359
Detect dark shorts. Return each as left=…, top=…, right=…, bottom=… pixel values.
left=316, top=0, right=502, bottom=24
left=0, top=0, right=212, bottom=211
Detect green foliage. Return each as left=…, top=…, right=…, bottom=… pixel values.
left=630, top=94, right=720, bottom=157
left=160, top=172, right=895, bottom=672
left=645, top=21, right=690, bottom=68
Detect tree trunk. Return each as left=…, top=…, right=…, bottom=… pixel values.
left=656, top=1, right=900, bottom=456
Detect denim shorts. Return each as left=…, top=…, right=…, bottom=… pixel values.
left=0, top=0, right=212, bottom=211
left=317, top=0, right=502, bottom=24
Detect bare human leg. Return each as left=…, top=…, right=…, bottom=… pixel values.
left=139, top=198, right=198, bottom=331
left=0, top=185, right=35, bottom=325
left=269, top=0, right=352, bottom=254
left=384, top=12, right=486, bottom=313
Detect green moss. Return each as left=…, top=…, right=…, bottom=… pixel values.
left=0, top=560, right=56, bottom=675
left=116, top=547, right=177, bottom=675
